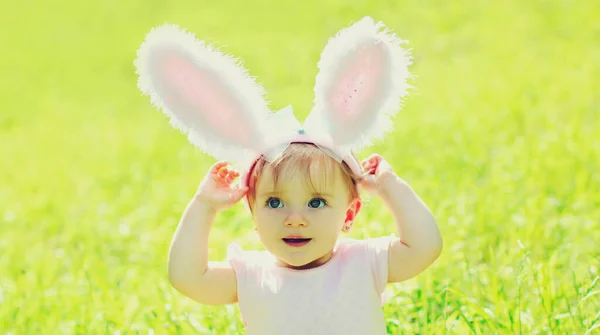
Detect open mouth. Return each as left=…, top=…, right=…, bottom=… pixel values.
left=282, top=238, right=312, bottom=247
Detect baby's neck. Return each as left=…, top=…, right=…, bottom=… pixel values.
left=276, top=250, right=334, bottom=270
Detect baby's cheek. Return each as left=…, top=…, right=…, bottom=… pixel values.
left=254, top=212, right=277, bottom=229
left=311, top=210, right=345, bottom=228
left=308, top=208, right=334, bottom=218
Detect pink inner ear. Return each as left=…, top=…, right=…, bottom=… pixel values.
left=328, top=42, right=385, bottom=119
left=157, top=51, right=251, bottom=143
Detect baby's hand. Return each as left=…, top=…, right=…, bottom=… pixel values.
left=194, top=161, right=249, bottom=211
left=359, top=154, right=397, bottom=196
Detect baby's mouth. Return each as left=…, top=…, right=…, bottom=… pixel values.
left=282, top=238, right=312, bottom=248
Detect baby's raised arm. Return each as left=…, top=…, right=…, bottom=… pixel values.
left=167, top=162, right=248, bottom=305
left=361, top=154, right=443, bottom=283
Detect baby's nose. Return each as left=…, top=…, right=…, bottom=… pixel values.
left=284, top=212, right=308, bottom=228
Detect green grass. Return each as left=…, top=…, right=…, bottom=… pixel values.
left=1, top=0, right=599, bottom=333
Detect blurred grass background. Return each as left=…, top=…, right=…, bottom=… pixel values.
left=1, top=0, right=599, bottom=334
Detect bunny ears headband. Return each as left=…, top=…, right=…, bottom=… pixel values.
left=134, top=16, right=412, bottom=179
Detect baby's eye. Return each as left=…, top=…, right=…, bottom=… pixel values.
left=308, top=198, right=327, bottom=209
left=266, top=197, right=283, bottom=208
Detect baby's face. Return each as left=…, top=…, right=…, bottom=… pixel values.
left=252, top=164, right=354, bottom=269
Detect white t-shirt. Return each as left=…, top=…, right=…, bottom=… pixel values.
left=227, top=235, right=395, bottom=335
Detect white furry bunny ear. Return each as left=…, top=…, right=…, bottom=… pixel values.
left=134, top=24, right=271, bottom=166
left=305, top=16, right=412, bottom=154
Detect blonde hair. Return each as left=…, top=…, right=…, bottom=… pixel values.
left=247, top=143, right=362, bottom=212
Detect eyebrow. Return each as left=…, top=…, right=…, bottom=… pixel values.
left=312, top=192, right=334, bottom=198
left=258, top=191, right=283, bottom=198
left=257, top=191, right=335, bottom=198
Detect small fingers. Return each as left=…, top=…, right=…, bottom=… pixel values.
left=362, top=154, right=381, bottom=164
left=210, top=161, right=229, bottom=174
left=361, top=159, right=371, bottom=169
left=215, top=166, right=240, bottom=185
left=361, top=154, right=384, bottom=173
left=225, top=171, right=239, bottom=184
left=368, top=154, right=382, bottom=166
left=220, top=167, right=236, bottom=177
left=361, top=161, right=377, bottom=175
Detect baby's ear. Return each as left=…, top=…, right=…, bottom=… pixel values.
left=306, top=16, right=412, bottom=154
left=134, top=24, right=271, bottom=165
left=345, top=198, right=362, bottom=223
left=354, top=198, right=362, bottom=216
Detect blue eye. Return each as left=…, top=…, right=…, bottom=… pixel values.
left=308, top=198, right=327, bottom=208
left=266, top=197, right=283, bottom=208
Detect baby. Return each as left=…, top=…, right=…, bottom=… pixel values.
left=135, top=16, right=442, bottom=335
left=169, top=144, right=442, bottom=334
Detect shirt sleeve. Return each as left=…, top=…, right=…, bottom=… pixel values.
left=364, top=234, right=397, bottom=301
left=226, top=243, right=254, bottom=328
left=226, top=243, right=268, bottom=295
left=226, top=243, right=248, bottom=290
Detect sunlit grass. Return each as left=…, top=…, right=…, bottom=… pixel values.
left=1, top=0, right=598, bottom=333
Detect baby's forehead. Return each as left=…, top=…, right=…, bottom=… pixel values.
left=255, top=162, right=343, bottom=193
